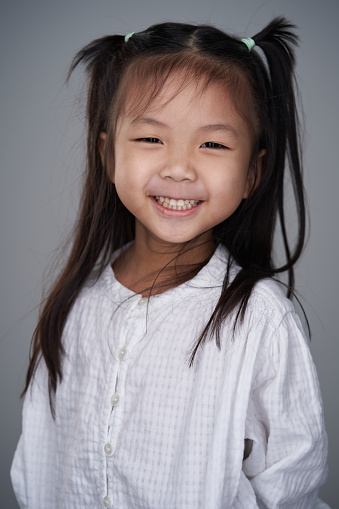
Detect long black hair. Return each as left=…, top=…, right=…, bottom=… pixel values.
left=24, top=17, right=306, bottom=406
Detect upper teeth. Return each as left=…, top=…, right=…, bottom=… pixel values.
left=155, top=196, right=199, bottom=210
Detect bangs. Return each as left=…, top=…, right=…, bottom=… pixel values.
left=110, top=52, right=260, bottom=140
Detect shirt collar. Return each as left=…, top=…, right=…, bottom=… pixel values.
left=99, top=243, right=231, bottom=305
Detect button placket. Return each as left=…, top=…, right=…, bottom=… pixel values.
left=103, top=495, right=113, bottom=507
left=137, top=296, right=148, bottom=307
left=110, top=392, right=120, bottom=406
left=118, top=346, right=128, bottom=360
left=104, top=442, right=114, bottom=456
left=103, top=296, right=140, bottom=507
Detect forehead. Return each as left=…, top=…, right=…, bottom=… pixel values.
left=119, top=79, right=245, bottom=138
left=126, top=76, right=221, bottom=114
left=113, top=57, right=258, bottom=135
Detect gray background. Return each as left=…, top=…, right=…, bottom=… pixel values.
left=1, top=0, right=337, bottom=507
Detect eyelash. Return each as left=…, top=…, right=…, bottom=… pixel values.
left=135, top=138, right=228, bottom=149
left=201, top=142, right=227, bottom=149
left=136, top=137, right=162, bottom=144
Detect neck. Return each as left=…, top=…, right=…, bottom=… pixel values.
left=113, top=227, right=215, bottom=296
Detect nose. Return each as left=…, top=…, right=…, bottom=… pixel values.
left=159, top=150, right=197, bottom=182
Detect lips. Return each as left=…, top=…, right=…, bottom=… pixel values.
left=154, top=196, right=200, bottom=211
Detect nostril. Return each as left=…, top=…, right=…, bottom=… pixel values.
left=159, top=160, right=197, bottom=182
left=163, top=174, right=195, bottom=182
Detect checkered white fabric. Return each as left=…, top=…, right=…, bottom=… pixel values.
left=11, top=245, right=328, bottom=508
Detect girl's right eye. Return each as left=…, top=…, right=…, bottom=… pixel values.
left=136, top=137, right=163, bottom=144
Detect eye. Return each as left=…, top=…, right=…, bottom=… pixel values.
left=136, top=137, right=163, bottom=144
left=201, top=141, right=228, bottom=149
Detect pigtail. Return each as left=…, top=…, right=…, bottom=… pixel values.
left=24, top=35, right=135, bottom=408
left=190, top=18, right=306, bottom=361
left=253, top=18, right=305, bottom=293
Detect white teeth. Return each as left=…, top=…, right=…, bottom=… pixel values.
left=155, top=196, right=199, bottom=210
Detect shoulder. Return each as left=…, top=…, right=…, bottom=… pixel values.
left=214, top=244, right=297, bottom=326
left=68, top=271, right=104, bottom=319
left=69, top=262, right=117, bottom=314
left=61, top=264, right=116, bottom=347
left=249, top=277, right=295, bottom=324
left=203, top=245, right=301, bottom=333
left=241, top=278, right=312, bottom=375
left=235, top=276, right=310, bottom=361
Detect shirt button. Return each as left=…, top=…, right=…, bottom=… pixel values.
left=111, top=393, right=120, bottom=406
left=104, top=442, right=114, bottom=456
left=118, top=347, right=127, bottom=360
left=103, top=495, right=113, bottom=507
left=138, top=297, right=148, bottom=307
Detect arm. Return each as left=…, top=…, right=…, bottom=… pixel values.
left=243, top=311, right=328, bottom=509
left=11, top=359, right=58, bottom=508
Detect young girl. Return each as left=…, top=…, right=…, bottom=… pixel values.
left=11, top=17, right=329, bottom=509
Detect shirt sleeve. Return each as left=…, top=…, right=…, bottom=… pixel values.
left=243, top=310, right=328, bottom=509
left=10, top=359, right=58, bottom=508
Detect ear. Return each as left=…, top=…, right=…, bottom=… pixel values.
left=98, top=132, right=115, bottom=183
left=243, top=149, right=266, bottom=199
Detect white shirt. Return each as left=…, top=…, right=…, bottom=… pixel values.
left=11, top=245, right=328, bottom=508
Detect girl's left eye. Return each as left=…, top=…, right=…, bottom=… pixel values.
left=201, top=142, right=227, bottom=149
left=136, top=137, right=163, bottom=144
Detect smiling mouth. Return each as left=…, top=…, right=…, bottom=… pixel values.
left=154, top=196, right=201, bottom=211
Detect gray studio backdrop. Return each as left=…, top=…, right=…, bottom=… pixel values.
left=1, top=0, right=337, bottom=507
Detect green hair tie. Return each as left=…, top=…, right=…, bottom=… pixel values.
left=124, top=32, right=135, bottom=43
left=241, top=37, right=255, bottom=51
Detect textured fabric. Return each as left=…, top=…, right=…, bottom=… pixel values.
left=11, top=245, right=328, bottom=508
left=314, top=499, right=331, bottom=509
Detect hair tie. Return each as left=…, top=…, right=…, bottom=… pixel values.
left=241, top=37, right=255, bottom=51
left=124, top=32, right=135, bottom=43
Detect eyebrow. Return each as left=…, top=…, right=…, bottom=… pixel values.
left=198, top=124, right=239, bottom=138
left=131, top=117, right=167, bottom=128
left=131, top=116, right=239, bottom=138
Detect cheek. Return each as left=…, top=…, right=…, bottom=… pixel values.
left=113, top=149, right=133, bottom=188
left=114, top=146, right=156, bottom=188
left=212, top=170, right=249, bottom=203
left=113, top=155, right=147, bottom=211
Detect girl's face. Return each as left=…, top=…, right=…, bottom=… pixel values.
left=108, top=79, right=259, bottom=250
